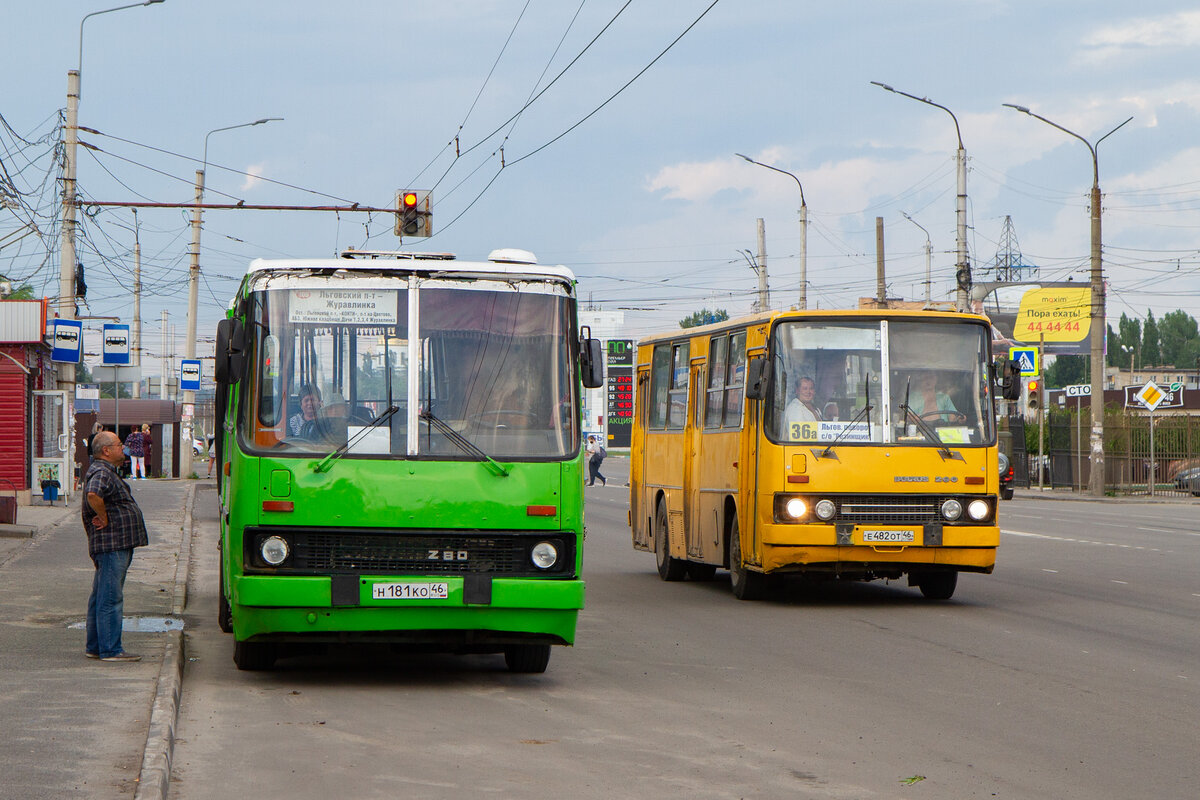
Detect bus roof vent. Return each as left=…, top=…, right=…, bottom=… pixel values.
left=339, top=248, right=456, bottom=261
left=487, top=248, right=538, bottom=265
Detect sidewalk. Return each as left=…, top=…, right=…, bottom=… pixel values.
left=0, top=479, right=197, bottom=799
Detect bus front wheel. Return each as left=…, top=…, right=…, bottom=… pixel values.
left=912, top=570, right=958, bottom=600
left=654, top=500, right=687, bottom=581
left=504, top=644, right=551, bottom=673
left=728, top=518, right=768, bottom=601
left=233, top=639, right=277, bottom=671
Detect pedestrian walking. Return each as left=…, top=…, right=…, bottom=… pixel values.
left=124, top=424, right=149, bottom=480
left=82, top=431, right=149, bottom=662
left=586, top=435, right=607, bottom=487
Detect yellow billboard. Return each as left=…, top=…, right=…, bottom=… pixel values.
left=1012, top=287, right=1091, bottom=342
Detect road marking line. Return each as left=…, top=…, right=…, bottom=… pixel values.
left=1111, top=580, right=1129, bottom=584
left=1002, top=529, right=1161, bottom=552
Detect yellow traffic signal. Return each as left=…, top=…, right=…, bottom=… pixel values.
left=1027, top=379, right=1040, bottom=410
left=396, top=190, right=431, bottom=238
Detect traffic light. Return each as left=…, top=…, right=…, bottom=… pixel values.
left=1027, top=379, right=1040, bottom=411
left=395, top=190, right=432, bottom=238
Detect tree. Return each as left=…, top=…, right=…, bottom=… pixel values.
left=1046, top=354, right=1086, bottom=387
left=679, top=308, right=728, bottom=328
left=1141, top=311, right=1162, bottom=367
left=1157, top=309, right=1199, bottom=368
left=1117, top=313, right=1141, bottom=369
left=1105, top=323, right=1123, bottom=368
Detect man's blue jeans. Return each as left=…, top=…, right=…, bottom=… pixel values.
left=86, top=548, right=133, bottom=658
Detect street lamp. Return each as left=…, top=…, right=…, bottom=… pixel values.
left=1004, top=103, right=1132, bottom=498
left=735, top=153, right=808, bottom=309
left=871, top=82, right=971, bottom=312
left=181, top=117, right=281, bottom=477
left=61, top=0, right=168, bottom=344
left=58, top=0, right=166, bottom=497
left=900, top=212, right=932, bottom=305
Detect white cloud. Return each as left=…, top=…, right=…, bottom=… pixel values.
left=1081, top=11, right=1200, bottom=63
left=241, top=164, right=266, bottom=192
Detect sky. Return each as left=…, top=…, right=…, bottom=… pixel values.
left=4, top=1, right=1200, bottom=379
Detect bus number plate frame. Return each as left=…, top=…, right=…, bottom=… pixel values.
left=371, top=582, right=450, bottom=600
left=861, top=529, right=916, bottom=543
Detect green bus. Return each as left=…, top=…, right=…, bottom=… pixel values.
left=214, top=249, right=602, bottom=671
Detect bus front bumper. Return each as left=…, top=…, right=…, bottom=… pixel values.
left=231, top=574, right=584, bottom=645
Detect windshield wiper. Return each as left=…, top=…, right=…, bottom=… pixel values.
left=419, top=410, right=510, bottom=477
left=312, top=405, right=400, bottom=473
left=897, top=379, right=962, bottom=462
left=817, top=373, right=874, bottom=460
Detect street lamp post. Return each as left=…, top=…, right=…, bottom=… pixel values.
left=871, top=82, right=970, bottom=312
left=181, top=117, right=281, bottom=478
left=58, top=0, right=165, bottom=494
left=901, top=212, right=933, bottom=305
left=1004, top=103, right=1132, bottom=498
left=735, top=153, right=807, bottom=309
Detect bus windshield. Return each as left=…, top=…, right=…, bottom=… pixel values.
left=242, top=276, right=578, bottom=459
left=764, top=318, right=993, bottom=446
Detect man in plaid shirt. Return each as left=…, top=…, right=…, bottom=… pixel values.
left=82, top=431, right=150, bottom=662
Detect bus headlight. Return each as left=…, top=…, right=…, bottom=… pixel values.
left=260, top=535, right=290, bottom=566
left=940, top=499, right=963, bottom=521
left=814, top=499, right=837, bottom=521
left=784, top=498, right=807, bottom=519
left=967, top=499, right=991, bottom=521
left=531, top=541, right=559, bottom=570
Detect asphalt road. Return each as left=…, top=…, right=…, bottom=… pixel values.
left=169, top=461, right=1199, bottom=799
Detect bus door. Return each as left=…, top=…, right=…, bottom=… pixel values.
left=741, top=353, right=765, bottom=566
left=684, top=360, right=704, bottom=559
left=632, top=364, right=651, bottom=549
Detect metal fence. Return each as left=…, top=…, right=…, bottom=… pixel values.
left=1011, top=409, right=1200, bottom=497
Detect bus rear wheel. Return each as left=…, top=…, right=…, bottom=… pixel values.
left=504, top=644, right=551, bottom=673
left=654, top=500, right=687, bottom=581
left=233, top=639, right=277, bottom=671
left=728, top=518, right=768, bottom=601
left=912, top=570, right=958, bottom=600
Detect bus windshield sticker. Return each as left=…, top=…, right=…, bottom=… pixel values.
left=288, top=289, right=399, bottom=325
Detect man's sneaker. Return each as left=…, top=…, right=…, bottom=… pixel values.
left=100, top=652, right=142, bottom=662
left=85, top=651, right=99, bottom=659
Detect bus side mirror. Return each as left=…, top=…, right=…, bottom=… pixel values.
left=581, top=338, right=604, bottom=388
left=744, top=358, right=767, bottom=400
left=995, top=358, right=1020, bottom=401
left=215, top=318, right=247, bottom=385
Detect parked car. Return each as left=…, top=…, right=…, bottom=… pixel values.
left=1173, top=466, right=1200, bottom=496
left=998, top=451, right=1015, bottom=500
left=192, top=436, right=209, bottom=456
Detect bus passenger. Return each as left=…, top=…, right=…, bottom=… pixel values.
left=784, top=376, right=823, bottom=427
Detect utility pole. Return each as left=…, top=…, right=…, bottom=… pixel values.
left=735, top=153, right=807, bottom=308
left=132, top=212, right=141, bottom=398
left=181, top=168, right=204, bottom=478
left=1004, top=103, right=1131, bottom=498
left=160, top=311, right=168, bottom=400
left=871, top=82, right=971, bottom=311
left=756, top=218, right=769, bottom=313
left=875, top=217, right=886, bottom=305
left=58, top=70, right=80, bottom=400
left=901, top=212, right=932, bottom=305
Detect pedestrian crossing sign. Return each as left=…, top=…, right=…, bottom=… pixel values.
left=1009, top=346, right=1039, bottom=377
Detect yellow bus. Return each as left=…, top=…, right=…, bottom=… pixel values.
left=630, top=308, right=1019, bottom=600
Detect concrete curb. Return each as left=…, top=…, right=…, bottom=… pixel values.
left=134, top=481, right=198, bottom=800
